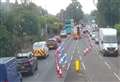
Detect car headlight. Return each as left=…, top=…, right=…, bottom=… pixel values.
left=103, top=47, right=107, bottom=50
left=115, top=48, right=118, bottom=51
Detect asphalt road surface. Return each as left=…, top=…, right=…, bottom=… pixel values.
left=23, top=35, right=120, bottom=82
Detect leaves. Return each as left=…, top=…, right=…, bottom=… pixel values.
left=57, top=0, right=83, bottom=24
left=97, top=0, right=120, bottom=27
left=0, top=2, right=63, bottom=57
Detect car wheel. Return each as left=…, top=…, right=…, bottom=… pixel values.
left=103, top=53, right=107, bottom=57
left=114, top=52, right=119, bottom=57
left=29, top=68, right=34, bottom=75
left=35, top=63, right=38, bottom=71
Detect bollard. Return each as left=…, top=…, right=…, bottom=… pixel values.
left=74, top=59, right=81, bottom=73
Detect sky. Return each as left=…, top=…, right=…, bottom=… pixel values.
left=34, top=0, right=97, bottom=15
left=1, top=0, right=97, bottom=15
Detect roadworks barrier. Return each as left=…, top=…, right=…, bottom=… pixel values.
left=74, top=59, right=81, bottom=73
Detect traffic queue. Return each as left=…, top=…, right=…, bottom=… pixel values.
left=0, top=35, right=63, bottom=82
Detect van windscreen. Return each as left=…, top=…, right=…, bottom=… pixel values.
left=103, top=36, right=117, bottom=43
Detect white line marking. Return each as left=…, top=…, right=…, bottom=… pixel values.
left=98, top=55, right=103, bottom=60
left=113, top=72, right=120, bottom=81
left=81, top=62, right=86, bottom=70
left=104, top=62, right=111, bottom=70
left=34, top=73, right=39, bottom=79
left=79, top=55, right=82, bottom=60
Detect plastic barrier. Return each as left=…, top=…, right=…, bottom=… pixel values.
left=74, top=59, right=81, bottom=73
left=55, top=44, right=70, bottom=78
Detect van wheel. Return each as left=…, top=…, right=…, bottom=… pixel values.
left=114, top=53, right=118, bottom=57
left=103, top=53, right=107, bottom=57
left=20, top=78, right=22, bottom=82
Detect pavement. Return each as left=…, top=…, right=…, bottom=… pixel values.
left=23, top=34, right=120, bottom=82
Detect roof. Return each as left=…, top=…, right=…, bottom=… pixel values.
left=33, top=41, right=47, bottom=49
left=0, top=57, right=15, bottom=64
left=100, top=28, right=117, bottom=35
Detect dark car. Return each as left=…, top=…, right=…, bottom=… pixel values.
left=47, top=38, right=58, bottom=49
left=16, top=52, right=38, bottom=75
left=54, top=36, right=62, bottom=43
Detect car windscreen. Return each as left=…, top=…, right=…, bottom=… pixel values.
left=33, top=44, right=43, bottom=49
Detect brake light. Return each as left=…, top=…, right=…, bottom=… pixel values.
left=3, top=80, right=8, bottom=82
left=24, top=60, right=33, bottom=65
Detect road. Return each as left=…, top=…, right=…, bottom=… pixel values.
left=23, top=34, right=120, bottom=82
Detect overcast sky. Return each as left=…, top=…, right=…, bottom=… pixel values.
left=34, top=0, right=97, bottom=15
left=2, top=0, right=97, bottom=15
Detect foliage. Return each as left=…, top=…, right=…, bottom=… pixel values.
left=114, top=24, right=120, bottom=34
left=0, top=2, right=63, bottom=57
left=97, top=0, right=120, bottom=27
left=57, top=0, right=83, bottom=24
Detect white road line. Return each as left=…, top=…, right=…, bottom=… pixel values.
left=98, top=54, right=103, bottom=60
left=81, top=62, right=86, bottom=70
left=34, top=73, right=40, bottom=79
left=113, top=72, right=120, bottom=81
left=104, top=62, right=111, bottom=70
left=79, top=55, right=82, bottom=60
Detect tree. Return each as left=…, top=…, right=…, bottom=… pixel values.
left=97, top=0, right=120, bottom=27
left=0, top=2, right=63, bottom=57
left=57, top=0, right=83, bottom=24
left=65, top=0, right=83, bottom=24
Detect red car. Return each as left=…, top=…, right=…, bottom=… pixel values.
left=47, top=38, right=58, bottom=49
left=54, top=36, right=62, bottom=43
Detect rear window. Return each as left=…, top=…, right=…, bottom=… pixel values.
left=16, top=53, right=32, bottom=59
left=16, top=56, right=29, bottom=59
left=48, top=40, right=56, bottom=43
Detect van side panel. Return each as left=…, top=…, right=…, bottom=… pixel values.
left=5, top=58, right=20, bottom=82
left=0, top=64, right=7, bottom=82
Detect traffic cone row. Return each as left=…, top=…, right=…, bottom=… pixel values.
left=56, top=64, right=63, bottom=78
left=83, top=46, right=92, bottom=56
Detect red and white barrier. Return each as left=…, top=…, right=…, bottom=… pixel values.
left=83, top=46, right=92, bottom=56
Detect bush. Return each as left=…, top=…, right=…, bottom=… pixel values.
left=114, top=24, right=120, bottom=35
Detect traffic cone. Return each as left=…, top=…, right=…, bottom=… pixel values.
left=57, top=68, right=63, bottom=78
left=83, top=48, right=89, bottom=55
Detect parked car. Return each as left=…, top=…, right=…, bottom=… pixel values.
left=16, top=52, right=38, bottom=75
left=0, top=57, right=22, bottom=82
left=47, top=38, right=58, bottom=49
left=32, top=41, right=49, bottom=58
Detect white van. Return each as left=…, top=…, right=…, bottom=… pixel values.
left=99, top=28, right=118, bottom=57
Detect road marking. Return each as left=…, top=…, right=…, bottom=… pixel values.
left=34, top=73, right=40, bottom=79
left=113, top=72, right=120, bottom=81
left=81, top=62, right=86, bottom=70
left=104, top=62, right=111, bottom=70
left=98, top=54, right=103, bottom=60
left=79, top=55, right=82, bottom=60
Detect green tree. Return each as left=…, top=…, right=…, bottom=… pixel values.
left=97, top=0, right=120, bottom=27
left=65, top=0, right=83, bottom=24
